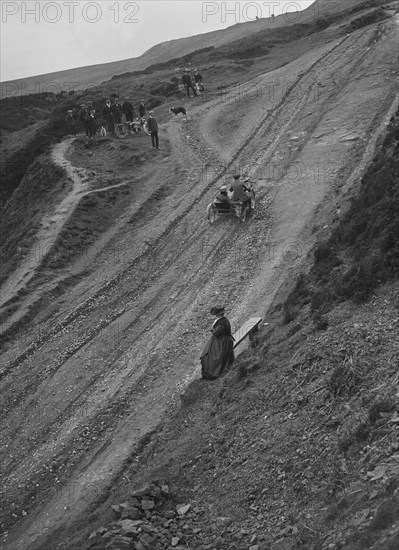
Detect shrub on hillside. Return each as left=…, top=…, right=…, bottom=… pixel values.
left=349, top=8, right=389, bottom=31
left=282, top=273, right=310, bottom=324
left=147, top=98, right=163, bottom=110
left=0, top=99, right=76, bottom=205
left=282, top=109, right=399, bottom=318
left=149, top=81, right=179, bottom=97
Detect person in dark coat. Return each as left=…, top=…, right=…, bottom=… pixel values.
left=193, top=69, right=203, bottom=84
left=139, top=100, right=146, bottom=118
left=229, top=175, right=251, bottom=203
left=146, top=111, right=159, bottom=149
left=193, top=69, right=204, bottom=93
left=87, top=109, right=97, bottom=139
left=66, top=110, right=77, bottom=137
left=102, top=100, right=115, bottom=134
left=78, top=104, right=89, bottom=137
left=122, top=97, right=134, bottom=123
left=200, top=306, right=235, bottom=380
left=182, top=70, right=197, bottom=98
left=111, top=99, right=123, bottom=124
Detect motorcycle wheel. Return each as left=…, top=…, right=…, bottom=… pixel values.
left=207, top=204, right=217, bottom=224
left=115, top=124, right=127, bottom=138
left=239, top=206, right=248, bottom=223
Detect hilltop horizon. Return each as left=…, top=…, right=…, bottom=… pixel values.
left=1, top=0, right=319, bottom=90
left=2, top=1, right=319, bottom=83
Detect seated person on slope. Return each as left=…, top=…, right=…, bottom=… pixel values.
left=214, top=185, right=230, bottom=210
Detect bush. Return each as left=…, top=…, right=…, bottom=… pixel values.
left=149, top=81, right=179, bottom=97
left=338, top=421, right=370, bottom=453
left=369, top=498, right=399, bottom=531
left=314, top=242, right=340, bottom=266
left=282, top=273, right=310, bottom=324
left=147, top=98, right=163, bottom=110
left=329, top=358, right=362, bottom=398
left=313, top=314, right=329, bottom=331
left=340, top=255, right=384, bottom=303
left=368, top=398, right=396, bottom=423
left=281, top=107, right=399, bottom=321
left=349, top=8, right=389, bottom=31
left=310, top=287, right=337, bottom=314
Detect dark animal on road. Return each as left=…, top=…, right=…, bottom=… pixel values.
left=170, top=106, right=187, bottom=116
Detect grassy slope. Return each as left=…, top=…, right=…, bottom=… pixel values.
left=0, top=95, right=71, bottom=206
left=0, top=156, right=69, bottom=287
left=283, top=107, right=399, bottom=325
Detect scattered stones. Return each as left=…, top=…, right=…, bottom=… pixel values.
left=216, top=516, right=232, bottom=527
left=88, top=530, right=105, bottom=547
left=121, top=506, right=142, bottom=520
left=176, top=504, right=191, bottom=516
left=141, top=499, right=155, bottom=510
left=132, top=483, right=154, bottom=497
left=86, top=483, right=202, bottom=549
left=118, top=519, right=142, bottom=537
left=111, top=504, right=123, bottom=516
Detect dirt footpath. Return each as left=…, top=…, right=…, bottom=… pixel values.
left=1, top=16, right=398, bottom=550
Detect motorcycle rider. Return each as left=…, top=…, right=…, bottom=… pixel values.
left=228, top=174, right=251, bottom=203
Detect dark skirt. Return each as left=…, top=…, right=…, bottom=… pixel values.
left=200, top=335, right=234, bottom=380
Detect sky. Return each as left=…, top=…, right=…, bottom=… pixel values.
left=1, top=1, right=315, bottom=81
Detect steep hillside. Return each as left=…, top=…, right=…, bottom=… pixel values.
left=0, top=155, right=69, bottom=288
left=0, top=2, right=398, bottom=550
left=0, top=94, right=75, bottom=205
left=0, top=0, right=391, bottom=208
left=283, top=109, right=399, bottom=323
left=54, top=105, right=399, bottom=550
left=0, top=0, right=382, bottom=96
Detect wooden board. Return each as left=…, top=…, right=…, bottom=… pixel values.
left=232, top=317, right=262, bottom=349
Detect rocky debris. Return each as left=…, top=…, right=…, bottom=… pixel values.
left=86, top=480, right=273, bottom=549
left=86, top=481, right=236, bottom=550
left=176, top=504, right=190, bottom=516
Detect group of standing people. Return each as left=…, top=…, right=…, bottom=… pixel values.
left=76, top=102, right=98, bottom=139
left=66, top=66, right=206, bottom=140
left=102, top=97, right=146, bottom=136
left=66, top=98, right=149, bottom=140
left=98, top=97, right=160, bottom=149
left=65, top=67, right=206, bottom=141
left=65, top=101, right=98, bottom=139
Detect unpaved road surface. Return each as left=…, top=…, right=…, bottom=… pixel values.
left=1, top=16, right=398, bottom=550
